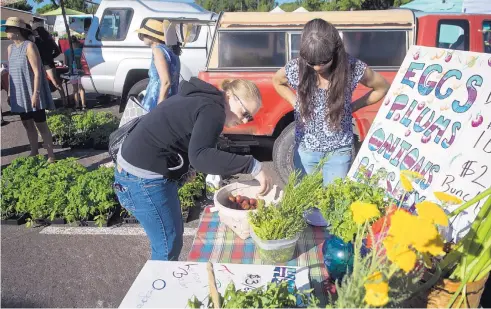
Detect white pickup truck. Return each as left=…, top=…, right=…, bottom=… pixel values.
left=80, top=0, right=217, bottom=109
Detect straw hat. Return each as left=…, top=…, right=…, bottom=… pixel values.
left=4, top=17, right=32, bottom=32
left=136, top=19, right=166, bottom=42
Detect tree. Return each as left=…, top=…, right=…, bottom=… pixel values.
left=36, top=3, right=59, bottom=14
left=5, top=0, right=33, bottom=12
left=32, top=0, right=87, bottom=12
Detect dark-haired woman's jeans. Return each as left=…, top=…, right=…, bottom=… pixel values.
left=294, top=145, right=352, bottom=186
left=114, top=168, right=183, bottom=261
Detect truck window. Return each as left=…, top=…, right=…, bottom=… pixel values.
left=97, top=8, right=133, bottom=41
left=342, top=30, right=407, bottom=67
left=289, top=33, right=301, bottom=60
left=483, top=21, right=491, bottom=54
left=437, top=20, right=469, bottom=51
left=218, top=31, right=286, bottom=68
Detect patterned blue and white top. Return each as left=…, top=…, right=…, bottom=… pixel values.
left=142, top=44, right=181, bottom=112
left=285, top=55, right=367, bottom=152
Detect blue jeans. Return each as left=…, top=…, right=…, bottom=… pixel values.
left=113, top=167, right=183, bottom=261
left=294, top=146, right=352, bottom=186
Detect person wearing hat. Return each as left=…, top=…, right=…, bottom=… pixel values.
left=31, top=20, right=68, bottom=107
left=135, top=19, right=181, bottom=111
left=5, top=17, right=56, bottom=162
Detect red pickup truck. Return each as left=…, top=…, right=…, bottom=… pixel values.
left=198, top=9, right=491, bottom=184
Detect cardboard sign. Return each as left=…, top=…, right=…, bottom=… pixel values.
left=348, top=46, right=491, bottom=240
left=119, top=261, right=310, bottom=308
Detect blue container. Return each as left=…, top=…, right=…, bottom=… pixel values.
left=322, top=236, right=354, bottom=281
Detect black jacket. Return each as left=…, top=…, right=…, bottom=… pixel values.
left=120, top=77, right=255, bottom=180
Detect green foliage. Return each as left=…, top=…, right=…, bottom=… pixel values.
left=2, top=156, right=118, bottom=227
left=36, top=3, right=59, bottom=14
left=195, top=0, right=275, bottom=12
left=279, top=0, right=411, bottom=12
left=17, top=158, right=87, bottom=225
left=1, top=156, right=48, bottom=219
left=188, top=281, right=319, bottom=308
left=316, top=172, right=387, bottom=243
left=66, top=167, right=117, bottom=226
left=249, top=170, right=323, bottom=240
left=179, top=173, right=205, bottom=210
left=46, top=109, right=118, bottom=148
left=5, top=0, right=33, bottom=12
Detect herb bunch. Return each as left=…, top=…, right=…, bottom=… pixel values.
left=248, top=170, right=323, bottom=240
left=188, top=281, right=319, bottom=309
left=316, top=172, right=387, bottom=243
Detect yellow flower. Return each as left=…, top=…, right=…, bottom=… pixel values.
left=364, top=281, right=389, bottom=307
left=400, top=173, right=414, bottom=192
left=365, top=271, right=384, bottom=283
left=383, top=237, right=417, bottom=273
left=350, top=201, right=381, bottom=225
left=401, top=170, right=424, bottom=180
left=387, top=210, right=416, bottom=245
left=434, top=192, right=463, bottom=205
left=410, top=217, right=439, bottom=253
left=415, top=201, right=448, bottom=226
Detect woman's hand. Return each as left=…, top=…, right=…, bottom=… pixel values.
left=352, top=67, right=390, bottom=113
left=273, top=67, right=296, bottom=106
left=254, top=168, right=273, bottom=196
left=31, top=92, right=40, bottom=109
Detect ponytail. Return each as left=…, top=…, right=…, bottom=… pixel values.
left=219, top=79, right=262, bottom=106
left=171, top=42, right=182, bottom=56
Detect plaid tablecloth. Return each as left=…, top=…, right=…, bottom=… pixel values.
left=188, top=206, right=334, bottom=305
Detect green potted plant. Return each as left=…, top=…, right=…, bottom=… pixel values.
left=1, top=156, right=47, bottom=224
left=248, top=171, right=323, bottom=264
left=179, top=173, right=205, bottom=222
left=66, top=166, right=118, bottom=227
left=188, top=280, right=319, bottom=308
left=316, top=171, right=387, bottom=243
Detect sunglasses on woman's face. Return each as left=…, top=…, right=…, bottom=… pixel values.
left=234, top=94, right=254, bottom=123
left=306, top=58, right=333, bottom=67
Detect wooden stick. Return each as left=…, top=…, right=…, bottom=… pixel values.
left=207, top=262, right=221, bottom=309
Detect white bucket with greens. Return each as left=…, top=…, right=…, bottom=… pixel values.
left=211, top=181, right=282, bottom=240
left=250, top=227, right=299, bottom=264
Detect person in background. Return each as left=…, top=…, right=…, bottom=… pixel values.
left=64, top=36, right=86, bottom=110
left=273, top=18, right=390, bottom=186
left=1, top=63, right=9, bottom=126
left=114, top=77, right=273, bottom=261
left=135, top=19, right=180, bottom=111
left=31, top=21, right=68, bottom=107
left=5, top=17, right=56, bottom=162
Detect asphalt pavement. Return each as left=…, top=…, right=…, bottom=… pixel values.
left=1, top=88, right=280, bottom=308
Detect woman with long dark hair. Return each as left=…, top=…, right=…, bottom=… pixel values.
left=31, top=21, right=68, bottom=107
left=273, top=18, right=390, bottom=186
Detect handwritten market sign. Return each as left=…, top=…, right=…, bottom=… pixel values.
left=119, top=261, right=309, bottom=308
left=349, top=46, right=491, bottom=239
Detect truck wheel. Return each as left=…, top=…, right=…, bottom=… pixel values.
left=121, top=78, right=149, bottom=112
left=273, top=122, right=295, bottom=186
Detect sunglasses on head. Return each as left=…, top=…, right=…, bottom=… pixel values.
left=233, top=94, right=254, bottom=123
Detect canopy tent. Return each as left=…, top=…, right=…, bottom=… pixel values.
left=462, top=0, right=491, bottom=13
left=400, top=0, right=462, bottom=12
left=40, top=7, right=86, bottom=16
left=293, top=7, right=309, bottom=12
left=270, top=6, right=285, bottom=13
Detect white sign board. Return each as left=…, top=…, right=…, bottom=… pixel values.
left=119, top=261, right=310, bottom=308
left=349, top=46, right=491, bottom=241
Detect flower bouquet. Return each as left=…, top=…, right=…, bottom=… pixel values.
left=328, top=171, right=450, bottom=308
